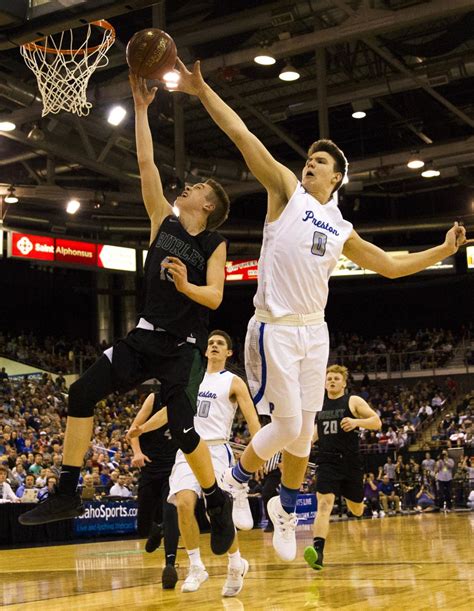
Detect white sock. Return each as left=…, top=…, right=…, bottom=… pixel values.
left=228, top=549, right=242, bottom=570
left=187, top=548, right=204, bottom=568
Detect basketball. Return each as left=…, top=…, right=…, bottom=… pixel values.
left=126, top=28, right=177, bottom=80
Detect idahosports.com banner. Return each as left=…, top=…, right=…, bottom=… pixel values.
left=74, top=501, right=138, bottom=536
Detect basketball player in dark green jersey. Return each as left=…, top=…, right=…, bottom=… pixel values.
left=304, top=365, right=381, bottom=570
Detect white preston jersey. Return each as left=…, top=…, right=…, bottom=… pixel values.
left=254, top=181, right=353, bottom=316
left=194, top=370, right=237, bottom=441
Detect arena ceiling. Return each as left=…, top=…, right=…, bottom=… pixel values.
left=0, top=0, right=473, bottom=255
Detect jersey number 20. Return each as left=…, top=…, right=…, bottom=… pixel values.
left=323, top=420, right=338, bottom=435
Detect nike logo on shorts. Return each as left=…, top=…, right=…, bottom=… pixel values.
left=183, top=427, right=194, bottom=434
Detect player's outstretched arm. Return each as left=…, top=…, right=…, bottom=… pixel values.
left=127, top=393, right=155, bottom=467
left=343, top=222, right=472, bottom=278
left=175, top=59, right=296, bottom=216
left=129, top=405, right=169, bottom=440
left=341, top=396, right=382, bottom=432
left=162, top=241, right=226, bottom=309
left=130, top=72, right=173, bottom=243
left=231, top=376, right=261, bottom=438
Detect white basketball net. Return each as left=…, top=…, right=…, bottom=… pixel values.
left=20, top=22, right=115, bottom=117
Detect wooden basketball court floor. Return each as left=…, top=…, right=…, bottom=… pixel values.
left=1, top=514, right=472, bottom=610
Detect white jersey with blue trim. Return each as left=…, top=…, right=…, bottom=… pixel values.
left=254, top=182, right=353, bottom=316
left=194, top=370, right=237, bottom=441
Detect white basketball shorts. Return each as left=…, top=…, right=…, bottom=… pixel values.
left=245, top=315, right=329, bottom=418
left=167, top=443, right=235, bottom=505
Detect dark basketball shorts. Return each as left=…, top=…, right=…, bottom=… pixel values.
left=315, top=462, right=364, bottom=503
left=107, top=327, right=205, bottom=410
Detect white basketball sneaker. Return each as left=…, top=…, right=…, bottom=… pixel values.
left=181, top=565, right=209, bottom=593
left=222, top=558, right=249, bottom=597
left=267, top=496, right=298, bottom=561
left=221, top=468, right=254, bottom=531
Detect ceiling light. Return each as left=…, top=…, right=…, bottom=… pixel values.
left=66, top=199, right=80, bottom=214
left=407, top=153, right=424, bottom=169
left=351, top=99, right=372, bottom=119
left=0, top=121, right=16, bottom=131
left=4, top=186, right=18, bottom=204
left=254, top=54, right=276, bottom=66
left=163, top=70, right=180, bottom=91
left=107, top=105, right=127, bottom=126
left=163, top=70, right=180, bottom=83
left=421, top=162, right=440, bottom=178
left=279, top=64, right=300, bottom=81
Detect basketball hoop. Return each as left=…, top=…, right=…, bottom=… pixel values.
left=20, top=20, right=116, bottom=117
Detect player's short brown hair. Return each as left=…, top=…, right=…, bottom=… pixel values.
left=326, top=364, right=349, bottom=382
left=205, top=179, right=230, bottom=230
left=208, top=329, right=232, bottom=350
left=307, top=139, right=348, bottom=194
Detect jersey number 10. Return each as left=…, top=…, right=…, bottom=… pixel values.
left=197, top=400, right=211, bottom=418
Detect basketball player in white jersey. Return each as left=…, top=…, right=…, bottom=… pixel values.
left=129, top=330, right=260, bottom=597
left=174, top=59, right=471, bottom=562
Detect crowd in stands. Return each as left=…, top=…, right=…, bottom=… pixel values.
left=432, top=391, right=473, bottom=447
left=1, top=344, right=473, bottom=514
left=2, top=325, right=472, bottom=378
left=0, top=332, right=101, bottom=374
left=330, top=327, right=465, bottom=372
left=358, top=450, right=474, bottom=515
left=0, top=372, right=142, bottom=503
left=352, top=378, right=456, bottom=452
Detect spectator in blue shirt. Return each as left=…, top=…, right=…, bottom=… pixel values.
left=378, top=474, right=401, bottom=513
left=38, top=475, right=58, bottom=502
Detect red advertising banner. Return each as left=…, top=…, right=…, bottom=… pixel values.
left=9, top=232, right=54, bottom=261
left=8, top=231, right=135, bottom=272
left=55, top=238, right=97, bottom=266
left=225, top=259, right=259, bottom=282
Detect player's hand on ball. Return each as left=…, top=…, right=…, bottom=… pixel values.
left=341, top=417, right=358, bottom=432
left=131, top=451, right=151, bottom=468
left=444, top=221, right=474, bottom=253
left=129, top=71, right=157, bottom=108
left=161, top=256, right=189, bottom=293
left=175, top=58, right=205, bottom=96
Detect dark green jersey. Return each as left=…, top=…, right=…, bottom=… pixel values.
left=316, top=394, right=359, bottom=455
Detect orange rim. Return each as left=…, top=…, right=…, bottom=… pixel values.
left=22, top=20, right=115, bottom=55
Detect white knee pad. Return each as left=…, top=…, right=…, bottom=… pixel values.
left=284, top=410, right=315, bottom=458
left=252, top=412, right=302, bottom=461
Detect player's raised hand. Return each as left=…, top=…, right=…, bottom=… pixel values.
left=444, top=221, right=474, bottom=253
left=129, top=71, right=157, bottom=108
left=340, top=417, right=359, bottom=432
left=161, top=256, right=189, bottom=293
left=174, top=58, right=205, bottom=96
left=131, top=451, right=151, bottom=468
